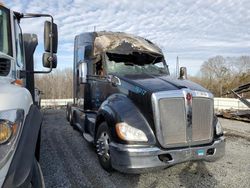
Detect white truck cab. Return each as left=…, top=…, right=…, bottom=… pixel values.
left=0, top=4, right=58, bottom=187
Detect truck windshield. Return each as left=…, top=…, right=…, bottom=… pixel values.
left=0, top=6, right=11, bottom=56
left=105, top=52, right=170, bottom=76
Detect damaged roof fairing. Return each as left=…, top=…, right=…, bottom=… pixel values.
left=93, top=31, right=163, bottom=56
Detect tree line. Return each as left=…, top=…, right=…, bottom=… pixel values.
left=190, top=55, right=250, bottom=97
left=35, top=68, right=73, bottom=99
left=35, top=55, right=250, bottom=99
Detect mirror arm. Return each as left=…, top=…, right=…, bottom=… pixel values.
left=19, top=13, right=55, bottom=74
left=21, top=13, right=53, bottom=20
left=19, top=63, right=52, bottom=77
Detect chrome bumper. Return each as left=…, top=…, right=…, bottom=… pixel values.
left=109, top=136, right=225, bottom=173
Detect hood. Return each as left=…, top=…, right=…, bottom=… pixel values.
left=119, top=74, right=209, bottom=93
left=0, top=82, right=32, bottom=115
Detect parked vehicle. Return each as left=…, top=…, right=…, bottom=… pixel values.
left=0, top=4, right=57, bottom=187
left=67, top=31, right=225, bottom=173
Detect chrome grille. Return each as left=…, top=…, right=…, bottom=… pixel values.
left=0, top=58, right=11, bottom=76
left=152, top=90, right=214, bottom=149
left=159, top=98, right=187, bottom=147
left=192, top=98, right=213, bottom=143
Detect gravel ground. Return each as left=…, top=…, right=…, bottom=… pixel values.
left=219, top=118, right=250, bottom=141
left=40, top=109, right=250, bottom=188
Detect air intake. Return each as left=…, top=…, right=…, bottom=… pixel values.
left=0, top=58, right=11, bottom=76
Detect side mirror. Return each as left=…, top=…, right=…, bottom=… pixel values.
left=79, top=62, right=87, bottom=83
left=111, top=75, right=121, bottom=87
left=43, top=52, right=57, bottom=68
left=43, top=21, right=58, bottom=69
left=44, top=21, right=58, bottom=53
left=20, top=13, right=58, bottom=74
left=179, top=67, right=187, bottom=80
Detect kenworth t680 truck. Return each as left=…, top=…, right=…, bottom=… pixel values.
left=0, top=4, right=57, bottom=187
left=67, top=31, right=225, bottom=173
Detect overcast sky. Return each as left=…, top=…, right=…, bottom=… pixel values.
left=5, top=0, right=250, bottom=75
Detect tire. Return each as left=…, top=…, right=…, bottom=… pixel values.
left=69, top=110, right=74, bottom=126
left=66, top=105, right=70, bottom=121
left=30, top=159, right=45, bottom=188
left=95, top=122, right=113, bottom=172
left=71, top=111, right=78, bottom=130
left=35, top=129, right=41, bottom=161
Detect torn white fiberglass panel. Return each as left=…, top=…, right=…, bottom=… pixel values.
left=93, top=32, right=163, bottom=56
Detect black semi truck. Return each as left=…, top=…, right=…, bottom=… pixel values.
left=67, top=31, right=225, bottom=173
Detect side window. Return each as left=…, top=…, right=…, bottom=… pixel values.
left=84, top=45, right=92, bottom=60
left=0, top=7, right=12, bottom=56
left=77, top=46, right=87, bottom=83
left=95, top=59, right=104, bottom=76
left=14, top=19, right=24, bottom=67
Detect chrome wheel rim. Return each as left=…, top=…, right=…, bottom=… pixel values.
left=96, top=131, right=110, bottom=161
left=69, top=112, right=72, bottom=121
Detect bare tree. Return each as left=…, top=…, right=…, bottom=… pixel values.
left=35, top=68, right=73, bottom=99
left=194, top=55, right=250, bottom=97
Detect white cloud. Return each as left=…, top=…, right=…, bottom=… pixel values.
left=5, top=0, right=250, bottom=75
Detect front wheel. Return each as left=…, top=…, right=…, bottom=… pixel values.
left=29, top=159, right=45, bottom=188
left=95, top=122, right=113, bottom=172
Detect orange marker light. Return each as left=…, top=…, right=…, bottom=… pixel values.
left=12, top=79, right=23, bottom=86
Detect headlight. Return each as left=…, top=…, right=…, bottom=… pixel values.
left=0, top=109, right=24, bottom=167
left=0, top=120, right=13, bottom=144
left=215, top=120, right=223, bottom=135
left=116, top=122, right=148, bottom=142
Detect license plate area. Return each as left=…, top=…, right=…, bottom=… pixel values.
left=196, top=149, right=205, bottom=156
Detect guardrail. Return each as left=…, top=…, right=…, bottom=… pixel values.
left=41, top=99, right=73, bottom=107
left=41, top=98, right=250, bottom=110
left=214, top=98, right=249, bottom=110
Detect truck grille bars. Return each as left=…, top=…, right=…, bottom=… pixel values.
left=151, top=89, right=214, bottom=148
left=192, top=97, right=213, bottom=142
left=0, top=58, right=11, bottom=76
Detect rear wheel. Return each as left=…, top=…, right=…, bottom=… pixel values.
left=69, top=110, right=74, bottom=127
left=95, top=122, right=113, bottom=172
left=66, top=104, right=70, bottom=121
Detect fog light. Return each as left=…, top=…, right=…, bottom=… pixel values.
left=207, top=148, right=215, bottom=155
left=159, top=154, right=173, bottom=162
left=0, top=120, right=12, bottom=144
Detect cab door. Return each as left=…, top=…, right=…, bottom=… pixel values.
left=88, top=58, right=118, bottom=111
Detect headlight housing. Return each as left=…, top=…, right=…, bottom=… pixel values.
left=0, top=120, right=13, bottom=144
left=215, top=120, right=223, bottom=136
left=0, top=109, right=24, bottom=168
left=116, top=122, right=148, bottom=142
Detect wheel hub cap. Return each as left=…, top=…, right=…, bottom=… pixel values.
left=96, top=132, right=110, bottom=161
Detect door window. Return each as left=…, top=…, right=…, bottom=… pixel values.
left=14, top=18, right=24, bottom=67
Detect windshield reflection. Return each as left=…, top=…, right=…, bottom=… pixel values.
left=0, top=6, right=11, bottom=56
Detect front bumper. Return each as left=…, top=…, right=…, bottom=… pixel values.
left=110, top=136, right=225, bottom=173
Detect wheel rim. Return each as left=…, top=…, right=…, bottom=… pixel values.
left=69, top=112, right=72, bottom=122
left=96, top=131, right=111, bottom=161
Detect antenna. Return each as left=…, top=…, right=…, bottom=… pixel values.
left=94, top=26, right=96, bottom=32
left=176, top=56, right=179, bottom=77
